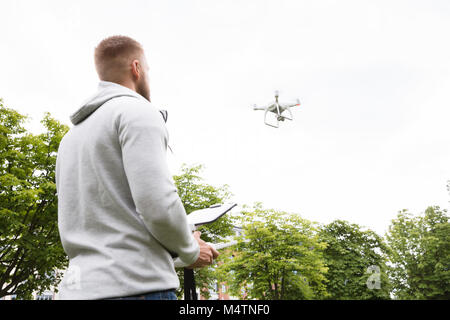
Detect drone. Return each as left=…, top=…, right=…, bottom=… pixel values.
left=253, top=90, right=301, bottom=128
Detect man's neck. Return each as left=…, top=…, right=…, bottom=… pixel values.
left=114, top=79, right=137, bottom=93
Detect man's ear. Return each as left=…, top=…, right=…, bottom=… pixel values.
left=131, top=59, right=140, bottom=79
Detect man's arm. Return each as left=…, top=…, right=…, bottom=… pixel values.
left=116, top=99, right=200, bottom=266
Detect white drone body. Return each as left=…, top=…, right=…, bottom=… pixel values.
left=253, top=90, right=301, bottom=128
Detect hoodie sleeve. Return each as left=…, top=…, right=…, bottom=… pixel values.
left=116, top=99, right=200, bottom=266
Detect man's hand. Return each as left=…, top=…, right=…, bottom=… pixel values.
left=187, top=231, right=219, bottom=269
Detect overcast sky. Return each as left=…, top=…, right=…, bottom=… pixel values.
left=1, top=0, right=449, bottom=235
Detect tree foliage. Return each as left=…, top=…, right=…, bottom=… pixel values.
left=0, top=100, right=69, bottom=299
left=318, top=220, right=392, bottom=299
left=385, top=206, right=449, bottom=299
left=216, top=202, right=329, bottom=300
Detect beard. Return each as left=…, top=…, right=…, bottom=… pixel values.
left=136, top=74, right=151, bottom=102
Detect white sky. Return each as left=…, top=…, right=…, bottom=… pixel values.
left=1, top=0, right=449, bottom=235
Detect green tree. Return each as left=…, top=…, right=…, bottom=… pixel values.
left=216, top=202, right=329, bottom=300
left=318, top=220, right=391, bottom=299
left=0, top=100, right=69, bottom=299
left=173, top=163, right=235, bottom=299
left=385, top=206, right=449, bottom=299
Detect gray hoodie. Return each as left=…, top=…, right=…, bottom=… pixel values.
left=56, top=81, right=199, bottom=300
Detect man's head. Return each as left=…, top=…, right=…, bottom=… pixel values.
left=94, top=35, right=150, bottom=101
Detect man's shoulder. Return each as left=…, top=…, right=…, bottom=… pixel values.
left=107, top=95, right=151, bottom=109
left=110, top=97, right=164, bottom=128
left=108, top=96, right=158, bottom=116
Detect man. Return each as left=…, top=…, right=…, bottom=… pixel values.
left=56, top=35, right=218, bottom=300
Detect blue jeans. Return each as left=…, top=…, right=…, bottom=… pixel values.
left=106, top=289, right=177, bottom=300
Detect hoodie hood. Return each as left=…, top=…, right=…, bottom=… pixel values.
left=70, top=81, right=146, bottom=125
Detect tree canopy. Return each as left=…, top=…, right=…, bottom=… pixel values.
left=385, top=206, right=449, bottom=299
left=0, top=100, right=69, bottom=299
left=216, top=203, right=328, bottom=300
left=318, top=220, right=392, bottom=299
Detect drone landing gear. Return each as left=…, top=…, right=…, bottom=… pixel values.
left=264, top=108, right=294, bottom=128
left=264, top=109, right=279, bottom=128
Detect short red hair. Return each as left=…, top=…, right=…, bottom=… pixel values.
left=94, top=35, right=144, bottom=81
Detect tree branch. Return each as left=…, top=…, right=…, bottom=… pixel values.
left=0, top=247, right=22, bottom=289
